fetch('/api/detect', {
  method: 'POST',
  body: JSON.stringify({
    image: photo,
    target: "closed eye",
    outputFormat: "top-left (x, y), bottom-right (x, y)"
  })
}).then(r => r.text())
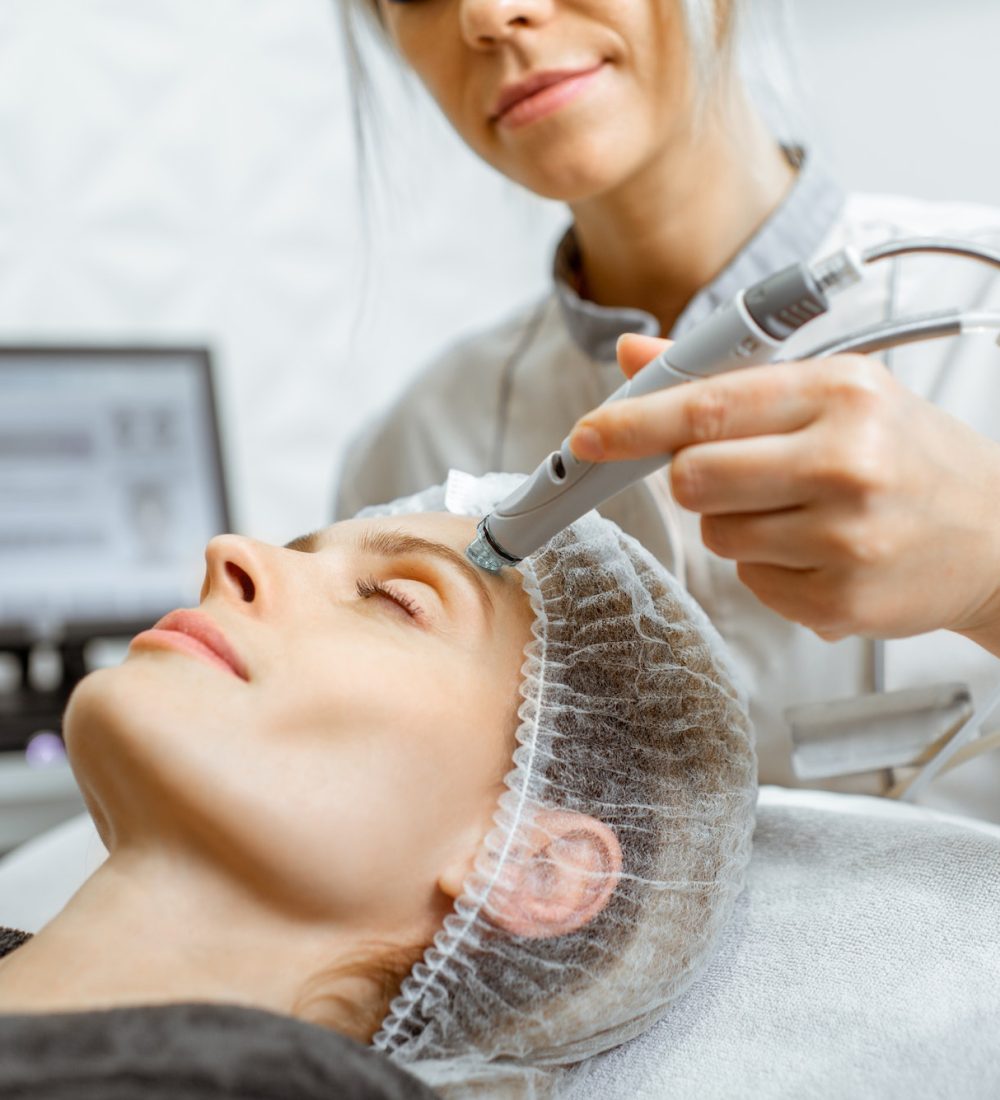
top-left (355, 576), bottom-right (426, 623)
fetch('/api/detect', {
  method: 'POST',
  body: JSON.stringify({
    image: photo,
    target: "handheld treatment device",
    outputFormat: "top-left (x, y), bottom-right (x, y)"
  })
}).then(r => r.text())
top-left (466, 238), bottom-right (1000, 575)
top-left (465, 238), bottom-right (1000, 803)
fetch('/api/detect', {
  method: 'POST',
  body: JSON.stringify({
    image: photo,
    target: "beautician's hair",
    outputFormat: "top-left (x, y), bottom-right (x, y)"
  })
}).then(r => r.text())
top-left (682, 0), bottom-right (739, 84)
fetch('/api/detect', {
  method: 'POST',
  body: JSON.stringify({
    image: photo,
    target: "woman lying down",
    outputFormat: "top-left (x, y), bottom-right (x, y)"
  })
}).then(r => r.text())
top-left (0, 472), bottom-right (756, 1099)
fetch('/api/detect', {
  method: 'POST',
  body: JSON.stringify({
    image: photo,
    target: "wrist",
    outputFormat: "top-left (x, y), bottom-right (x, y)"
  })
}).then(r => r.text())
top-left (954, 511), bottom-right (1000, 658)
top-left (950, 441), bottom-right (1000, 657)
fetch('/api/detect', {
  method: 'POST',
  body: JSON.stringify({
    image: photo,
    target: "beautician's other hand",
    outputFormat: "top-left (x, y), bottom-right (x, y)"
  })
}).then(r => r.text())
top-left (569, 334), bottom-right (1000, 652)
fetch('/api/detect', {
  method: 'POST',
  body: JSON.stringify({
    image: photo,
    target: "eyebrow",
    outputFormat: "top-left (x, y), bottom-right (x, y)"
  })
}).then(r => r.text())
top-left (283, 527), bottom-right (495, 618)
top-left (283, 530), bottom-right (322, 553)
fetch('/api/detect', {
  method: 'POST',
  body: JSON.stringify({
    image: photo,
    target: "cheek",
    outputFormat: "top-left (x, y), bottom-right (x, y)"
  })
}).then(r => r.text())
top-left (69, 635), bottom-right (521, 926)
top-left (238, 675), bottom-right (515, 927)
top-left (391, 15), bottom-right (467, 115)
top-left (282, 644), bottom-right (516, 815)
top-left (225, 647), bottom-right (517, 916)
top-left (388, 18), bottom-right (511, 172)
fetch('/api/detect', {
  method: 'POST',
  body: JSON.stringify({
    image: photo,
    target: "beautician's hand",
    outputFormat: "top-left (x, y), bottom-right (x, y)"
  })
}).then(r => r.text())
top-left (569, 334), bottom-right (1000, 653)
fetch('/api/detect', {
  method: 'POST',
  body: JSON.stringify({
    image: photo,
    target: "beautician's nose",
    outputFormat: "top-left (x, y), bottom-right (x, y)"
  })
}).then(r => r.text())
top-left (201, 535), bottom-right (260, 606)
top-left (459, 0), bottom-right (555, 48)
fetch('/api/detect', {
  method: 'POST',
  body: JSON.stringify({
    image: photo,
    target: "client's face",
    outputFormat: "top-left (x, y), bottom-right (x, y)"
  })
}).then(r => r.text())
top-left (65, 513), bottom-right (533, 945)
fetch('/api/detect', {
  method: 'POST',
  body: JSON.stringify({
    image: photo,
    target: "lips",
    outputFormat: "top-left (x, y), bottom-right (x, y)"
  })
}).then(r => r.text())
top-left (130, 609), bottom-right (249, 681)
top-left (491, 63), bottom-right (605, 123)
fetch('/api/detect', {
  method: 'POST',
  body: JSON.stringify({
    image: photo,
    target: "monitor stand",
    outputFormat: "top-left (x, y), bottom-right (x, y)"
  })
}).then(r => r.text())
top-left (0, 643), bottom-right (87, 754)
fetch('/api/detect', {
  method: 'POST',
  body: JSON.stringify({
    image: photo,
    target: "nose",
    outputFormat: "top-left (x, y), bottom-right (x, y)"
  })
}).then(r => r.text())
top-left (201, 535), bottom-right (261, 607)
top-left (459, 0), bottom-right (554, 48)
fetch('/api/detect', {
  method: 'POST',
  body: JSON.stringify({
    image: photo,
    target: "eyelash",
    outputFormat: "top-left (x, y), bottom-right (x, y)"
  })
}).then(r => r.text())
top-left (355, 576), bottom-right (424, 622)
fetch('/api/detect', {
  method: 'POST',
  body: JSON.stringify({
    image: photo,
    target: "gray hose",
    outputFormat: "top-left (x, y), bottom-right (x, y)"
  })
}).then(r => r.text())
top-left (796, 310), bottom-right (1000, 359)
top-left (862, 237), bottom-right (1000, 271)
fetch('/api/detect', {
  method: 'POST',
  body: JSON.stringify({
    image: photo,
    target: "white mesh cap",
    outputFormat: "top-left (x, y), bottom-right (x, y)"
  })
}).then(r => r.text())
top-left (359, 471), bottom-right (757, 1096)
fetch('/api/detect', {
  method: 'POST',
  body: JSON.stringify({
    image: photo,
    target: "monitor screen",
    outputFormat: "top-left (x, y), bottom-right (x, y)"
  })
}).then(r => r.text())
top-left (0, 347), bottom-right (230, 642)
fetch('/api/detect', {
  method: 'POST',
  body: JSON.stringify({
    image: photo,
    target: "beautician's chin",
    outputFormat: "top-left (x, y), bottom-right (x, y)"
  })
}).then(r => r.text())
top-left (487, 68), bottom-right (643, 202)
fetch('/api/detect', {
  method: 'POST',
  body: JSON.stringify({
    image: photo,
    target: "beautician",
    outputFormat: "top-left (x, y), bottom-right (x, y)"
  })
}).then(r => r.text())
top-left (335, 0), bottom-right (1000, 821)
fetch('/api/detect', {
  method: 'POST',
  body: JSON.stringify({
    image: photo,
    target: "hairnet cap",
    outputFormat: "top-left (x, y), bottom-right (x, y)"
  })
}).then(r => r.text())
top-left (359, 471), bottom-right (757, 1094)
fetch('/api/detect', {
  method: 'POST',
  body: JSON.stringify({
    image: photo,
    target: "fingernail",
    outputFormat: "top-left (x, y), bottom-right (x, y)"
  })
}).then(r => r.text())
top-left (570, 425), bottom-right (605, 461)
top-left (615, 334), bottom-right (626, 355)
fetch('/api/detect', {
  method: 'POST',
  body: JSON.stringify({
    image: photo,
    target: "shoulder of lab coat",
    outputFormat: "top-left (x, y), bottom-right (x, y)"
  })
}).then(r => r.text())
top-left (333, 297), bottom-right (555, 520)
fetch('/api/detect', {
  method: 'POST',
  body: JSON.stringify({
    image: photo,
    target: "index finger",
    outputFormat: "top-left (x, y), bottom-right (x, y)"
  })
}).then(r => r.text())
top-left (569, 360), bottom-right (824, 463)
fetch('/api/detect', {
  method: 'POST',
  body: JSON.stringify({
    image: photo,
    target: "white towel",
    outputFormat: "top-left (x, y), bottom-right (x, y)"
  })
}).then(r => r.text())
top-left (0, 813), bottom-right (105, 930)
top-left (566, 787), bottom-right (1000, 1100)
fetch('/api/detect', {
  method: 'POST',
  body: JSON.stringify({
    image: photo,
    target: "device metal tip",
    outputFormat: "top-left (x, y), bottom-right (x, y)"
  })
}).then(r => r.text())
top-left (466, 532), bottom-right (506, 575)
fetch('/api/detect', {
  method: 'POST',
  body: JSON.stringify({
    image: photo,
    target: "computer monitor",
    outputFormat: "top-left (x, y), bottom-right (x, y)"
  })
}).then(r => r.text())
top-left (0, 346), bottom-right (230, 644)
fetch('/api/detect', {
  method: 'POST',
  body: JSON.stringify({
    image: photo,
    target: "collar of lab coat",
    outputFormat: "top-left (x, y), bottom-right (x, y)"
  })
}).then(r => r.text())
top-left (552, 146), bottom-right (847, 363)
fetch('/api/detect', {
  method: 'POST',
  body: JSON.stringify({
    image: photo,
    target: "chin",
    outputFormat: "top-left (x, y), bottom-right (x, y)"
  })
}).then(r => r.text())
top-left (63, 661), bottom-right (176, 787)
top-left (64, 657), bottom-right (191, 745)
top-left (63, 665), bottom-right (133, 759)
top-left (62, 660), bottom-right (216, 837)
top-left (495, 124), bottom-right (642, 204)
top-left (61, 666), bottom-right (135, 847)
top-left (520, 163), bottom-right (624, 203)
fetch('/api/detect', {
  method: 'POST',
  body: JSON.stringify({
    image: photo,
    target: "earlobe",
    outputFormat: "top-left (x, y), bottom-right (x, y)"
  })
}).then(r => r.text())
top-left (485, 810), bottom-right (622, 940)
top-left (436, 816), bottom-right (495, 902)
top-left (437, 857), bottom-right (472, 902)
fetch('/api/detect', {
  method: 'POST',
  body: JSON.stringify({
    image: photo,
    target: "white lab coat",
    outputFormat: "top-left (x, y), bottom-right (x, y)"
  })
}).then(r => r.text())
top-left (338, 190), bottom-right (1000, 823)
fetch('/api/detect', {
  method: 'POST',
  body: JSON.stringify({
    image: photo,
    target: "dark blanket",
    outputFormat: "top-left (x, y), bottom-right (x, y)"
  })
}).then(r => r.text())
top-left (0, 927), bottom-right (31, 956)
top-left (0, 927), bottom-right (435, 1099)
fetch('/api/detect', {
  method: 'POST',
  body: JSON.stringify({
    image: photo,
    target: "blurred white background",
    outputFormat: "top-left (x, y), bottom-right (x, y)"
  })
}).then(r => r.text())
top-left (0, 0), bottom-right (997, 543)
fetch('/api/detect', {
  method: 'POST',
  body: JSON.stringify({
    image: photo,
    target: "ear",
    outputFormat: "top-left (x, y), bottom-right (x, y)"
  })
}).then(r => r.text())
top-left (484, 810), bottom-right (622, 940)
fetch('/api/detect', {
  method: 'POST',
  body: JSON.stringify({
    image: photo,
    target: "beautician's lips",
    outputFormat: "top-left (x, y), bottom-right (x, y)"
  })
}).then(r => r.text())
top-left (130, 609), bottom-right (249, 681)
top-left (491, 63), bottom-right (606, 126)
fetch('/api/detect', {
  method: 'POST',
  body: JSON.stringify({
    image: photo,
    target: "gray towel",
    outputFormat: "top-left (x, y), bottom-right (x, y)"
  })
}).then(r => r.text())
top-left (0, 928), bottom-right (435, 1098)
top-left (0, 1001), bottom-right (438, 1099)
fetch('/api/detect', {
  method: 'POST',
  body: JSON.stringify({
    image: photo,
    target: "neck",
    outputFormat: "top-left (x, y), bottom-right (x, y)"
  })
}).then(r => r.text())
top-left (569, 92), bottom-right (796, 334)
top-left (0, 847), bottom-right (374, 1040)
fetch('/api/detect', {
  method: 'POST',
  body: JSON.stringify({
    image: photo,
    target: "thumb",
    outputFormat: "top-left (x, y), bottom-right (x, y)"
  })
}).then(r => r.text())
top-left (617, 333), bottom-right (673, 380)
